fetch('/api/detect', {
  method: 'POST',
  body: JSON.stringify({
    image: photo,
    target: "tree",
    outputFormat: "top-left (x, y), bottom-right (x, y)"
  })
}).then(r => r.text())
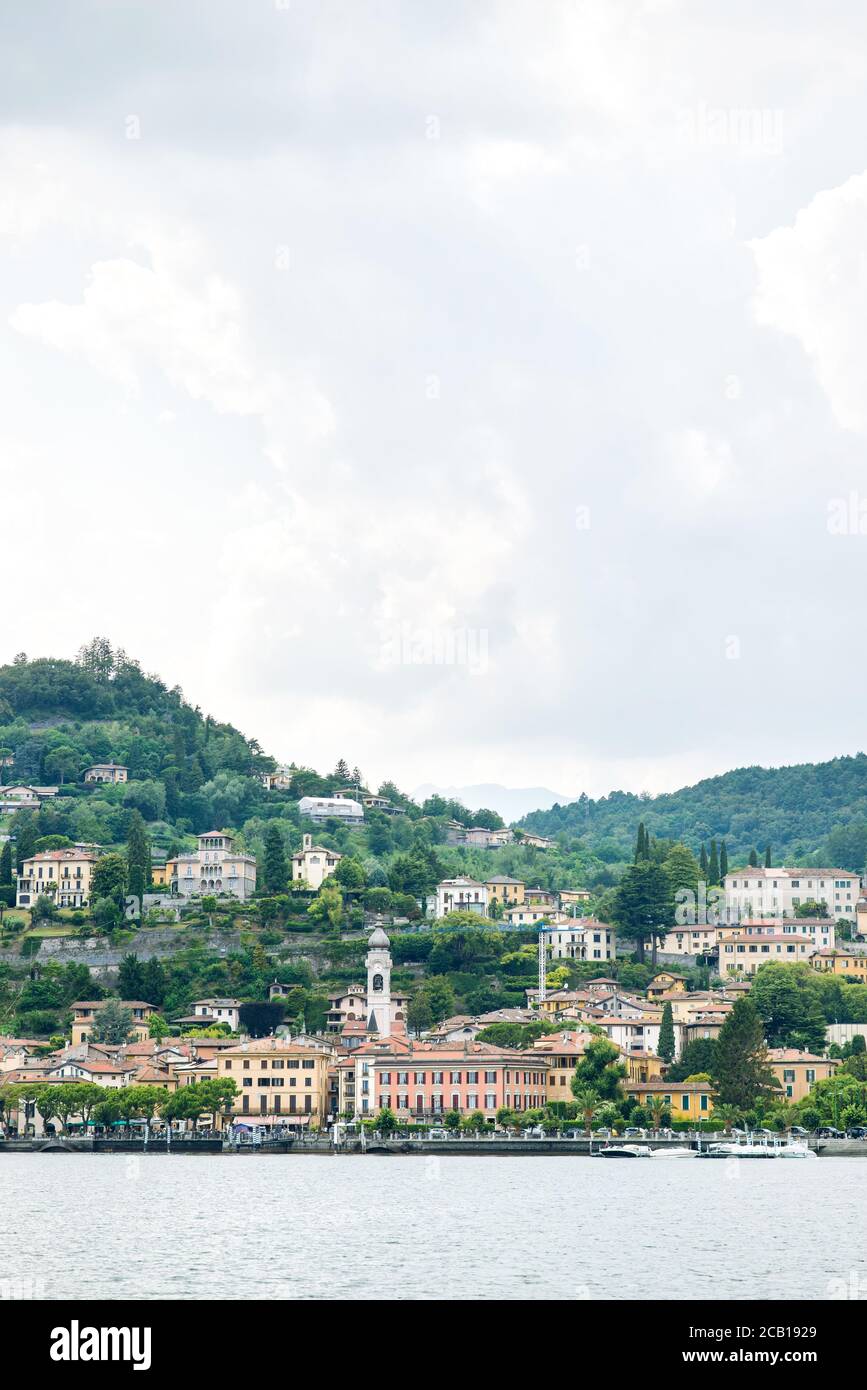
top-left (699, 843), bottom-right (708, 877)
top-left (571, 1086), bottom-right (606, 1134)
top-left (0, 842), bottom-right (11, 887)
top-left (261, 823), bottom-right (288, 894)
top-left (748, 848), bottom-right (759, 867)
top-left (719, 841), bottom-right (728, 880)
top-left (307, 883), bottom-right (343, 932)
top-left (634, 822), bottom-right (649, 863)
top-left (711, 997), bottom-right (776, 1110)
top-left (43, 745), bottom-right (80, 785)
top-left (764, 845), bottom-right (772, 868)
top-left (707, 840), bottom-right (720, 886)
top-left (610, 861), bottom-right (671, 964)
top-left (126, 810), bottom-right (151, 904)
top-left (572, 1037), bottom-right (626, 1102)
top-left (120, 1085), bottom-right (166, 1124)
top-left (118, 954), bottom-right (145, 999)
top-left (333, 856), bottom-right (365, 890)
top-left (664, 843), bottom-right (699, 922)
top-left (667, 1037), bottom-right (718, 1082)
top-left (407, 992), bottom-right (433, 1036)
top-left (90, 1000), bottom-right (135, 1045)
top-left (90, 853), bottom-right (128, 911)
top-left (237, 1001), bottom-right (285, 1037)
top-left (657, 1002), bottom-right (676, 1062)
top-left (749, 964), bottom-right (828, 1052)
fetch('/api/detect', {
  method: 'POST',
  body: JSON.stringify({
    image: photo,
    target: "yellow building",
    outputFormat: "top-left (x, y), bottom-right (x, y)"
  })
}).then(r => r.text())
top-left (151, 863), bottom-right (170, 887)
top-left (530, 1030), bottom-right (595, 1104)
top-left (647, 972), bottom-right (687, 999)
top-left (70, 1001), bottom-right (157, 1047)
top-left (485, 876), bottom-right (525, 907)
top-left (16, 847), bottom-right (100, 910)
top-left (624, 1052), bottom-right (666, 1084)
top-left (767, 1049), bottom-right (839, 1103)
top-left (810, 948), bottom-right (867, 983)
top-left (624, 1079), bottom-right (714, 1121)
top-left (718, 932), bottom-right (815, 976)
top-left (220, 1036), bottom-right (334, 1128)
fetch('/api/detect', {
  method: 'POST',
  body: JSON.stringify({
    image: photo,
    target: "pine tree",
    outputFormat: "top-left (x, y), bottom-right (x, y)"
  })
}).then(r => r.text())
top-left (0, 842), bottom-right (11, 886)
top-left (708, 839), bottom-right (720, 886)
top-left (657, 1002), bottom-right (676, 1062)
top-left (699, 843), bottom-right (708, 878)
top-left (262, 823), bottom-right (288, 894)
top-left (126, 811), bottom-right (152, 903)
top-left (764, 844), bottom-right (772, 868)
top-left (719, 841), bottom-right (728, 880)
top-left (711, 997), bottom-right (776, 1110)
top-left (748, 847), bottom-right (759, 867)
top-left (334, 758), bottom-right (351, 782)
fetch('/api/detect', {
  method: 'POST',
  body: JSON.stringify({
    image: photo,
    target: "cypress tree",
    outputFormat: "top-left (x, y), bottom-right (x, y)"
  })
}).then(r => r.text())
top-left (708, 839), bottom-right (720, 886)
top-left (748, 847), bottom-right (759, 867)
top-left (635, 822), bottom-right (648, 862)
top-left (0, 842), bottom-right (11, 886)
top-left (15, 817), bottom-right (38, 873)
top-left (711, 997), bottom-right (776, 1110)
top-left (262, 823), bottom-right (288, 894)
top-left (126, 810), bottom-right (152, 904)
top-left (764, 844), bottom-right (772, 868)
top-left (719, 841), bottom-right (728, 881)
top-left (657, 1001), bottom-right (676, 1063)
top-left (699, 843), bottom-right (708, 878)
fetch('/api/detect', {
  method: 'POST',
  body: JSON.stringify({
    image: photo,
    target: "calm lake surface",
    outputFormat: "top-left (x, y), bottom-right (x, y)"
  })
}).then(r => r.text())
top-left (3, 1154), bottom-right (865, 1300)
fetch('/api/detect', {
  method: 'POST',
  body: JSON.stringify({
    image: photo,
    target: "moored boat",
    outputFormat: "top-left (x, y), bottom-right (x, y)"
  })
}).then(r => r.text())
top-left (597, 1143), bottom-right (650, 1158)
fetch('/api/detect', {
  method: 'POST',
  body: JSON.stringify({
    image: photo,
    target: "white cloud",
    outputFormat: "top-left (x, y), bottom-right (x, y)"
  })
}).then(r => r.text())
top-left (751, 171), bottom-right (867, 433)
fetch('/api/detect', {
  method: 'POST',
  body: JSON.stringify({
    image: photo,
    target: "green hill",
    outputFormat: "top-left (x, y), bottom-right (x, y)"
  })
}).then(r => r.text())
top-left (518, 757), bottom-right (867, 872)
top-left (0, 640), bottom-right (607, 893)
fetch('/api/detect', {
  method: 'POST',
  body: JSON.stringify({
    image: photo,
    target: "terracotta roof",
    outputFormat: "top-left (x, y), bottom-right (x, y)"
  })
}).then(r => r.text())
top-left (767, 1049), bottom-right (838, 1064)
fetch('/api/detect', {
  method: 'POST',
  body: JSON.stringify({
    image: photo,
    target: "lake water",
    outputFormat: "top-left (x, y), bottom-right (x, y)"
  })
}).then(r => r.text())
top-left (2, 1154), bottom-right (865, 1300)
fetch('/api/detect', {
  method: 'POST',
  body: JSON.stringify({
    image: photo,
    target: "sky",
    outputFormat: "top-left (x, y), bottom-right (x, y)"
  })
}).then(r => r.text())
top-left (3, 1), bottom-right (867, 804)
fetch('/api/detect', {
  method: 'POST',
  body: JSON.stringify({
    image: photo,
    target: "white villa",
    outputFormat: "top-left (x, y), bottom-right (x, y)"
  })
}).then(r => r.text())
top-left (724, 867), bottom-right (860, 922)
top-left (291, 833), bottom-right (342, 890)
top-left (435, 878), bottom-right (489, 918)
top-left (168, 831), bottom-right (257, 902)
top-left (544, 919), bottom-right (617, 962)
top-left (298, 794), bottom-right (364, 825)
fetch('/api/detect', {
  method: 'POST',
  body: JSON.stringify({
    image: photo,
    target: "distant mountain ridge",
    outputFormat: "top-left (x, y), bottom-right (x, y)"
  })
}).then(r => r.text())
top-left (517, 754), bottom-right (867, 869)
top-left (412, 782), bottom-right (571, 823)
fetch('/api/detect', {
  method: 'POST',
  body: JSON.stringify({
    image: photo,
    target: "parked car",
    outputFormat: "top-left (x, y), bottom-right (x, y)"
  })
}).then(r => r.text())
top-left (789, 1126), bottom-right (809, 1137)
top-left (524, 1125), bottom-right (546, 1138)
top-left (845, 1126), bottom-right (867, 1139)
top-left (817, 1126), bottom-right (843, 1138)
top-left (592, 1127), bottom-right (612, 1138)
top-left (426, 1127), bottom-right (449, 1140)
top-left (623, 1127), bottom-right (646, 1138)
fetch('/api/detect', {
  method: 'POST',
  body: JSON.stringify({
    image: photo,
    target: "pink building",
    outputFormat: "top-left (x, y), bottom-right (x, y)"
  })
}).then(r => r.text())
top-left (339, 1037), bottom-right (549, 1121)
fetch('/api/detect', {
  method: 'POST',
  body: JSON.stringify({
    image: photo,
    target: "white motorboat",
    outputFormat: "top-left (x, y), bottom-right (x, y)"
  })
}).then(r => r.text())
top-left (597, 1143), bottom-right (650, 1158)
top-left (698, 1135), bottom-right (816, 1159)
top-left (649, 1146), bottom-right (697, 1158)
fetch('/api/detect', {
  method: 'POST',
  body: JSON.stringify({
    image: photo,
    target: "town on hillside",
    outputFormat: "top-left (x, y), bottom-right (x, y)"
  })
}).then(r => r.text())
top-left (1, 646), bottom-right (867, 1146)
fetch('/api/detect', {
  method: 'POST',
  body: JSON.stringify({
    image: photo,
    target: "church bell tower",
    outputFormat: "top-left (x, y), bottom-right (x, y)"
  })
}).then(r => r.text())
top-left (365, 922), bottom-right (393, 1037)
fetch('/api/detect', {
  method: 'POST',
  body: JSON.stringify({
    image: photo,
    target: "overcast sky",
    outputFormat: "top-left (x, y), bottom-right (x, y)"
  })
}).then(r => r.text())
top-left (3, 1), bottom-right (867, 802)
